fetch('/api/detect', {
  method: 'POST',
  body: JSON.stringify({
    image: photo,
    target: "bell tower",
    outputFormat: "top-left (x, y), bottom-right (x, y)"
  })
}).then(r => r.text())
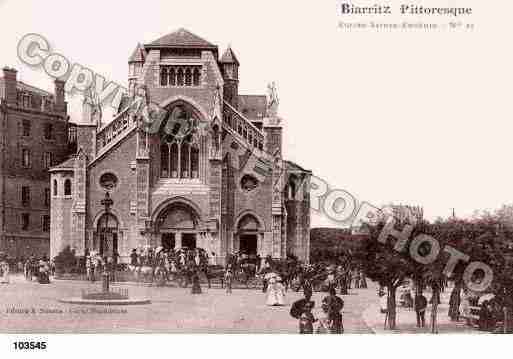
top-left (220, 47), bottom-right (239, 109)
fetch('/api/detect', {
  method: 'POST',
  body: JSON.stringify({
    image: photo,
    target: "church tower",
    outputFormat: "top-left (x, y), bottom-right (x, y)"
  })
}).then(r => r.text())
top-left (220, 47), bottom-right (239, 109)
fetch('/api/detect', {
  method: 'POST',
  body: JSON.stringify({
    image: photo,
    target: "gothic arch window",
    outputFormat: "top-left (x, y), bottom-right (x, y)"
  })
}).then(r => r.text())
top-left (212, 124), bottom-right (220, 154)
top-left (53, 179), bottom-right (58, 196)
top-left (160, 105), bottom-right (200, 180)
top-left (287, 175), bottom-right (299, 200)
top-left (159, 66), bottom-right (201, 87)
top-left (191, 145), bottom-right (199, 178)
top-left (161, 144), bottom-right (169, 178)
top-left (64, 179), bottom-right (72, 196)
top-left (185, 68), bottom-right (192, 86)
top-left (177, 68), bottom-right (184, 86)
top-left (169, 68), bottom-right (176, 86)
top-left (181, 141), bottom-right (190, 178)
top-left (160, 67), bottom-right (168, 86)
top-left (170, 142), bottom-right (179, 178)
top-left (193, 68), bottom-right (201, 86)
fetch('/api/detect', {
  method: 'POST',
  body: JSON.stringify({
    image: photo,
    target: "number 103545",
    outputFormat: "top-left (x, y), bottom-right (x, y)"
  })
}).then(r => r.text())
top-left (13, 341), bottom-right (47, 350)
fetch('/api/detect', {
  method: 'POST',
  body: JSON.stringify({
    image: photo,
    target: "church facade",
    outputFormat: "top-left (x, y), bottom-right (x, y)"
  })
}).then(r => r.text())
top-left (50, 29), bottom-right (312, 265)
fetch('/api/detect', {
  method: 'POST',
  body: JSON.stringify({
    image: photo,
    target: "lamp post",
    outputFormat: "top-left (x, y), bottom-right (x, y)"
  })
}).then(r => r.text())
top-left (100, 192), bottom-right (113, 293)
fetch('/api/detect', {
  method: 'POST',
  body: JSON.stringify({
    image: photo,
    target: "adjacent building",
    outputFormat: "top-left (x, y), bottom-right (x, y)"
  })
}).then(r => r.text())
top-left (0, 67), bottom-right (69, 258)
top-left (50, 29), bottom-right (311, 265)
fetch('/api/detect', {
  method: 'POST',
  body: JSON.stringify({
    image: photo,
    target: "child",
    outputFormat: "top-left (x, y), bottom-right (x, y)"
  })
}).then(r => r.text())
top-left (299, 302), bottom-right (316, 334)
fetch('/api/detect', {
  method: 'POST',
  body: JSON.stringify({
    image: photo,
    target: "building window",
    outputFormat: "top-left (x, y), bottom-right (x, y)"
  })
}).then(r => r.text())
top-left (159, 106), bottom-right (200, 180)
top-left (241, 175), bottom-right (259, 192)
top-left (161, 136), bottom-right (200, 179)
top-left (43, 123), bottom-right (54, 140)
top-left (185, 68), bottom-right (192, 86)
top-left (169, 68), bottom-right (176, 86)
top-left (21, 213), bottom-right (30, 231)
top-left (99, 173), bottom-right (118, 190)
top-left (42, 97), bottom-right (53, 112)
top-left (160, 67), bottom-right (168, 86)
top-left (193, 68), bottom-right (201, 86)
top-left (160, 66), bottom-right (202, 87)
top-left (44, 188), bottom-right (51, 207)
top-left (21, 148), bottom-right (30, 168)
top-left (19, 92), bottom-right (31, 108)
top-left (22, 119), bottom-right (31, 137)
top-left (53, 179), bottom-right (58, 196)
top-left (21, 186), bottom-right (30, 206)
top-left (42, 215), bottom-right (50, 232)
top-left (64, 179), bottom-right (72, 196)
top-left (43, 152), bottom-right (52, 169)
top-left (177, 68), bottom-right (184, 86)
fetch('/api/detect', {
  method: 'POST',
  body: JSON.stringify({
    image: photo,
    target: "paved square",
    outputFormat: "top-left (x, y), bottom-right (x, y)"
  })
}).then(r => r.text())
top-left (0, 275), bottom-right (375, 333)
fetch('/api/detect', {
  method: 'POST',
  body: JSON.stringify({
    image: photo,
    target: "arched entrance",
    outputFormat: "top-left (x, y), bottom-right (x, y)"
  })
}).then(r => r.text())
top-left (156, 203), bottom-right (201, 250)
top-left (236, 214), bottom-right (262, 256)
top-left (96, 213), bottom-right (119, 257)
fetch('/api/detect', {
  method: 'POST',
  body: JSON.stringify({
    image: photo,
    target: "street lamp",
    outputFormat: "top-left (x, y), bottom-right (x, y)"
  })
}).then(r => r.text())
top-left (100, 192), bottom-right (113, 293)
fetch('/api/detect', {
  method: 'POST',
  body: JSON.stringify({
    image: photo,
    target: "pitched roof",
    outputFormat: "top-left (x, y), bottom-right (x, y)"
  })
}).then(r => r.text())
top-left (221, 47), bottom-right (239, 65)
top-left (0, 75), bottom-right (54, 98)
top-left (128, 43), bottom-right (146, 62)
top-left (146, 28), bottom-right (217, 49)
top-left (49, 156), bottom-right (75, 171)
top-left (284, 160), bottom-right (311, 174)
top-left (238, 95), bottom-right (267, 121)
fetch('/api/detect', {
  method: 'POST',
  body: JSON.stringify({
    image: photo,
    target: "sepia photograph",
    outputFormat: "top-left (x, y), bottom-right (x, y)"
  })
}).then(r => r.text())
top-left (0, 1), bottom-right (512, 355)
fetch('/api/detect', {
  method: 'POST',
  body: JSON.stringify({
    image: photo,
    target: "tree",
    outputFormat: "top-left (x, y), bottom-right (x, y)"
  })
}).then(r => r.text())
top-left (361, 221), bottom-right (416, 330)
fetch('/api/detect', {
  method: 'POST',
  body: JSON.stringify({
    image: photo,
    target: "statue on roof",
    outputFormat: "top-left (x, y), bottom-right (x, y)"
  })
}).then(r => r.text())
top-left (267, 81), bottom-right (279, 118)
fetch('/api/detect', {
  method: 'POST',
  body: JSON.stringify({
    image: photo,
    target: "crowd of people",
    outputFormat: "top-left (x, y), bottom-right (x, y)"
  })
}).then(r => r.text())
top-left (0, 253), bottom-right (53, 285)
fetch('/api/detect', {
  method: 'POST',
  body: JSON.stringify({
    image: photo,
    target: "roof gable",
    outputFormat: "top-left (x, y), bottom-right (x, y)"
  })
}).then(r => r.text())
top-left (146, 28), bottom-right (216, 49)
top-left (221, 47), bottom-right (239, 65)
top-left (129, 43), bottom-right (146, 62)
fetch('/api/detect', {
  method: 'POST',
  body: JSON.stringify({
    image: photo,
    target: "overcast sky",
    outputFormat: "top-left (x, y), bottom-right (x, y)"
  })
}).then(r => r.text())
top-left (1, 0), bottom-right (512, 227)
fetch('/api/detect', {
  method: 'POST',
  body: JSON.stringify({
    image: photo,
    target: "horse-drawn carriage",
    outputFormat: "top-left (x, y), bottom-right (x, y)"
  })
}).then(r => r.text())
top-left (129, 247), bottom-right (212, 287)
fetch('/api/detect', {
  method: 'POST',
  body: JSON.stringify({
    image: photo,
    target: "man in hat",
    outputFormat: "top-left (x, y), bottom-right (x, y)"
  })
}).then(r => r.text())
top-left (415, 292), bottom-right (428, 328)
top-left (322, 287), bottom-right (344, 333)
top-left (290, 287), bottom-right (315, 326)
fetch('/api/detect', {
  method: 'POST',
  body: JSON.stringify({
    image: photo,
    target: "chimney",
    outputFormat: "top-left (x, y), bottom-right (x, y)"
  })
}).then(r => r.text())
top-left (2, 67), bottom-right (18, 106)
top-left (54, 79), bottom-right (66, 114)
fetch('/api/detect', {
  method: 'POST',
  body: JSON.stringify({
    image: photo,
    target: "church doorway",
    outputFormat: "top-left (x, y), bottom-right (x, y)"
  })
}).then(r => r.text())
top-left (239, 234), bottom-right (258, 256)
top-left (161, 233), bottom-right (175, 251)
top-left (236, 214), bottom-right (262, 256)
top-left (156, 202), bottom-right (200, 250)
top-left (182, 233), bottom-right (197, 249)
top-left (96, 213), bottom-right (119, 258)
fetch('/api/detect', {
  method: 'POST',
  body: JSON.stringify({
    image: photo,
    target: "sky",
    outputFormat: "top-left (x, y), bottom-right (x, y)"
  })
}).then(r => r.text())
top-left (0, 0), bottom-right (512, 227)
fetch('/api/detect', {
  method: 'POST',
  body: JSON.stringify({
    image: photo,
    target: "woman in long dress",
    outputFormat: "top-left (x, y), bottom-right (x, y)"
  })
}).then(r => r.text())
top-left (38, 258), bottom-right (51, 284)
top-left (0, 255), bottom-right (10, 284)
top-left (266, 274), bottom-right (285, 306)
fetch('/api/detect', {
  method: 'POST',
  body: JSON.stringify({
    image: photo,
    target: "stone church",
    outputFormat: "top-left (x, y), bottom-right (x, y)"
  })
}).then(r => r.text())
top-left (50, 29), bottom-right (312, 265)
